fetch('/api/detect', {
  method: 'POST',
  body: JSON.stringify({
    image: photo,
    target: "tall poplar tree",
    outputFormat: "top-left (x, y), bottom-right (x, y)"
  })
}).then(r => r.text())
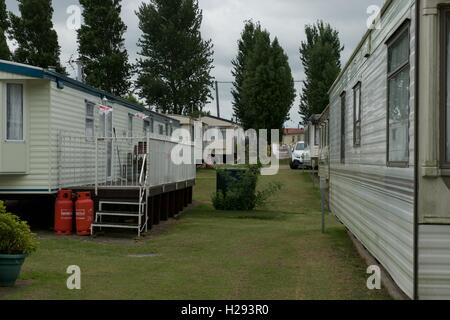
top-left (231, 21), bottom-right (259, 124)
top-left (77, 0), bottom-right (131, 96)
top-left (0, 0), bottom-right (10, 60)
top-left (299, 21), bottom-right (343, 122)
top-left (10, 0), bottom-right (64, 73)
top-left (232, 23), bottom-right (295, 135)
top-left (136, 0), bottom-right (214, 115)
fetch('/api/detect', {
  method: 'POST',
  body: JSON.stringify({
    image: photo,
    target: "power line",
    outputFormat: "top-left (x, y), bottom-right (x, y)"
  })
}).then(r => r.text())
top-left (212, 79), bottom-right (305, 118)
top-left (214, 80), bottom-right (305, 84)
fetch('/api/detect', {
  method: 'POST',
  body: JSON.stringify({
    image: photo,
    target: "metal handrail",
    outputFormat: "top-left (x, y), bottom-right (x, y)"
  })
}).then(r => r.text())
top-left (139, 154), bottom-right (147, 187)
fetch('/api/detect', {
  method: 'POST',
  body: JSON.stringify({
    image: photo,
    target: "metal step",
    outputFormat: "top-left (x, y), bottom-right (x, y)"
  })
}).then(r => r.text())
top-left (96, 211), bottom-right (142, 218)
top-left (99, 200), bottom-right (141, 206)
top-left (91, 222), bottom-right (140, 230)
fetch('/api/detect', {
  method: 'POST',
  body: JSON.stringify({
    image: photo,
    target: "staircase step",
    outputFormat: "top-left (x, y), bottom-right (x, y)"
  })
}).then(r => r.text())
top-left (91, 222), bottom-right (140, 230)
top-left (97, 211), bottom-right (142, 218)
top-left (99, 200), bottom-right (141, 206)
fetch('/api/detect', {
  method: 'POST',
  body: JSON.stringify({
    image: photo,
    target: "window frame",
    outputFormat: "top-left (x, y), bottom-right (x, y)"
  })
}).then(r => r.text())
top-left (353, 82), bottom-right (362, 147)
top-left (314, 125), bottom-right (320, 146)
top-left (85, 101), bottom-right (95, 141)
top-left (5, 82), bottom-right (25, 142)
top-left (128, 113), bottom-right (134, 138)
top-left (440, 7), bottom-right (450, 169)
top-left (143, 119), bottom-right (152, 135)
top-left (386, 22), bottom-right (411, 168)
top-left (340, 91), bottom-right (346, 164)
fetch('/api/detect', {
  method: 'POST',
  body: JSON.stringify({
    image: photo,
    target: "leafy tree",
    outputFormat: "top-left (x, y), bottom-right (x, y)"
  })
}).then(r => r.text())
top-left (77, 0), bottom-right (131, 97)
top-left (299, 21), bottom-right (343, 122)
top-left (124, 94), bottom-right (144, 106)
top-left (9, 0), bottom-right (64, 73)
top-left (235, 26), bottom-right (296, 137)
top-left (136, 0), bottom-right (214, 115)
top-left (0, 0), bottom-right (10, 60)
top-left (231, 21), bottom-right (259, 123)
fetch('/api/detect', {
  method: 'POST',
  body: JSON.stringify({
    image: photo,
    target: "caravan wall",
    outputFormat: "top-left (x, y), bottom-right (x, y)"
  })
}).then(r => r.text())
top-left (329, 0), bottom-right (416, 298)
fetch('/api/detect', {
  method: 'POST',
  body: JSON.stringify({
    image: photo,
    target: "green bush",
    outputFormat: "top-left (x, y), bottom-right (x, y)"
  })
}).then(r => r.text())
top-left (212, 166), bottom-right (282, 211)
top-left (0, 201), bottom-right (38, 255)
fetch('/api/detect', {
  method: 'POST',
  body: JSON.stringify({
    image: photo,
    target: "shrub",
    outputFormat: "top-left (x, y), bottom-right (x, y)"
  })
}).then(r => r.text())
top-left (0, 201), bottom-right (38, 255)
top-left (212, 166), bottom-right (282, 211)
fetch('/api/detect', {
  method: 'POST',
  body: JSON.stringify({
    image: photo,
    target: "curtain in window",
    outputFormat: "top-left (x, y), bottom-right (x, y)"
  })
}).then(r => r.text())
top-left (85, 102), bottom-right (95, 139)
top-left (85, 119), bottom-right (94, 138)
top-left (388, 33), bottom-right (409, 73)
top-left (6, 84), bottom-right (23, 141)
top-left (388, 67), bottom-right (410, 162)
top-left (128, 115), bottom-right (133, 137)
top-left (99, 113), bottom-right (106, 137)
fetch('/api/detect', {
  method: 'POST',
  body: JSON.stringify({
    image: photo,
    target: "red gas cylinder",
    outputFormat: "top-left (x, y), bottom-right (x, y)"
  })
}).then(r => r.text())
top-left (75, 192), bottom-right (94, 236)
top-left (55, 190), bottom-right (73, 235)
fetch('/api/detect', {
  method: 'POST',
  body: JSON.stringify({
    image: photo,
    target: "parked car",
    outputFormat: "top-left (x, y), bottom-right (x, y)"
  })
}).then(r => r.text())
top-left (290, 141), bottom-right (309, 169)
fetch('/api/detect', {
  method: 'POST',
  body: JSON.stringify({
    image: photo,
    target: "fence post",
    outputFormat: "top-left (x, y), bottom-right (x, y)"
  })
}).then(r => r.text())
top-left (147, 133), bottom-right (150, 188)
top-left (95, 137), bottom-right (98, 196)
top-left (57, 130), bottom-right (62, 189)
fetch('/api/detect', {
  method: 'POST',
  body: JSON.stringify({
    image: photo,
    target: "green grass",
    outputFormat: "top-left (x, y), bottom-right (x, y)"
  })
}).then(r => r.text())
top-left (0, 168), bottom-right (391, 300)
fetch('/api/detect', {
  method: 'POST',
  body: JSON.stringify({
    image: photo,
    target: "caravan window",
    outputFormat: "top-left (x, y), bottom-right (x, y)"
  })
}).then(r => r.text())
top-left (128, 114), bottom-right (133, 138)
top-left (6, 83), bottom-right (24, 141)
top-left (314, 126), bottom-right (319, 146)
top-left (443, 10), bottom-right (450, 165)
top-left (85, 101), bottom-right (95, 139)
top-left (144, 118), bottom-right (153, 135)
top-left (353, 82), bottom-right (362, 147)
top-left (387, 26), bottom-right (410, 166)
top-left (340, 92), bottom-right (346, 164)
top-left (99, 113), bottom-right (106, 137)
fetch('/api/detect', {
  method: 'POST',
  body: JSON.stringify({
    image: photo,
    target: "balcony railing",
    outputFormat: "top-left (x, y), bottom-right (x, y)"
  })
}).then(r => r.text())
top-left (57, 131), bottom-right (195, 192)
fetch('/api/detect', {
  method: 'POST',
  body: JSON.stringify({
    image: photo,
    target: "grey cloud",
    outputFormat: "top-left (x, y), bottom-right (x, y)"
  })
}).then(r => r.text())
top-left (5, 0), bottom-right (383, 127)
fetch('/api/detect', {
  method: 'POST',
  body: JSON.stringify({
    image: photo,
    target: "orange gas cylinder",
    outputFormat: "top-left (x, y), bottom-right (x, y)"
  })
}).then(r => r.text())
top-left (55, 190), bottom-right (73, 235)
top-left (75, 192), bottom-right (94, 236)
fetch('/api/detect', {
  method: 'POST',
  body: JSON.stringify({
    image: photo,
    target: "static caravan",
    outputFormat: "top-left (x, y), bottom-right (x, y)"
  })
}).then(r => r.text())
top-left (200, 115), bottom-right (242, 165)
top-left (0, 60), bottom-right (196, 236)
top-left (168, 114), bottom-right (205, 165)
top-left (304, 114), bottom-right (320, 169)
top-left (318, 106), bottom-right (330, 182)
top-left (328, 0), bottom-right (450, 299)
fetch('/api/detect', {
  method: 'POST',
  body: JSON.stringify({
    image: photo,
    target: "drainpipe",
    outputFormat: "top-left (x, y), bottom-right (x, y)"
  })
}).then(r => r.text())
top-left (413, 0), bottom-right (420, 301)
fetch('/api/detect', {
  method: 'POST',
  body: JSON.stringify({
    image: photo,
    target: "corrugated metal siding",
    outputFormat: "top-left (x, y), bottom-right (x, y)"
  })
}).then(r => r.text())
top-left (419, 225), bottom-right (450, 300)
top-left (48, 82), bottom-right (176, 189)
top-left (329, 0), bottom-right (416, 298)
top-left (0, 79), bottom-right (51, 192)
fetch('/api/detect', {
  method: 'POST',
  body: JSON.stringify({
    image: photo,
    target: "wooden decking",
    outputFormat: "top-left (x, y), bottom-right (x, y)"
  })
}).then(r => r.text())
top-left (71, 179), bottom-right (195, 234)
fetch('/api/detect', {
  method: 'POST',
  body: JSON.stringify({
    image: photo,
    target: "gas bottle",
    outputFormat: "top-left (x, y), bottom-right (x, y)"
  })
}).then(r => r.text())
top-left (55, 190), bottom-right (73, 235)
top-left (75, 192), bottom-right (94, 236)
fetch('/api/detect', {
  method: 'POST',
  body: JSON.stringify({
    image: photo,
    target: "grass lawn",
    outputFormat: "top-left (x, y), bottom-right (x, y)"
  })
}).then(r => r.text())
top-left (0, 168), bottom-right (391, 300)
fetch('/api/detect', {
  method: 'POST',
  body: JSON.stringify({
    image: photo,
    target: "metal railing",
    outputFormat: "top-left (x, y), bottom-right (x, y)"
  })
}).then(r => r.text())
top-left (57, 131), bottom-right (196, 192)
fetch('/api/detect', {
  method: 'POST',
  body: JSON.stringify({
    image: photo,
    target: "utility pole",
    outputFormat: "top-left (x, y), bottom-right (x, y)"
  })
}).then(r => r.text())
top-left (215, 80), bottom-right (220, 118)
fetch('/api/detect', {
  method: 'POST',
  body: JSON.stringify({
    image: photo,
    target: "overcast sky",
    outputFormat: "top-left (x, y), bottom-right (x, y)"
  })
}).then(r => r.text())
top-left (6, 0), bottom-right (383, 127)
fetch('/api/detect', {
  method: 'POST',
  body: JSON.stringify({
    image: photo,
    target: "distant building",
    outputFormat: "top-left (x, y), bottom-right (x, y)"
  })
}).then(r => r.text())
top-left (167, 114), bottom-right (206, 165)
top-left (201, 115), bottom-right (243, 164)
top-left (282, 128), bottom-right (305, 146)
